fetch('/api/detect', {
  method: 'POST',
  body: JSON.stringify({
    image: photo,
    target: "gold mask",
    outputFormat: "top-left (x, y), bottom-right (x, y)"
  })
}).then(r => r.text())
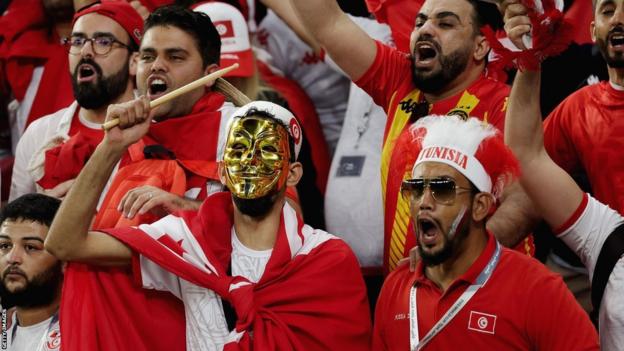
top-left (223, 116), bottom-right (291, 199)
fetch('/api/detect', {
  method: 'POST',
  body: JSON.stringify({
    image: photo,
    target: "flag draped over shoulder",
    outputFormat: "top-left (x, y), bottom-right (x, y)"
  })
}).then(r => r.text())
top-left (102, 192), bottom-right (373, 351)
top-left (59, 93), bottom-right (229, 351)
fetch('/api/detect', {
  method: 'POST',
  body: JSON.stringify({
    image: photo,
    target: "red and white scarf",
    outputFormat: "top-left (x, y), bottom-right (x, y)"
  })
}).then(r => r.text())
top-left (103, 192), bottom-right (372, 350)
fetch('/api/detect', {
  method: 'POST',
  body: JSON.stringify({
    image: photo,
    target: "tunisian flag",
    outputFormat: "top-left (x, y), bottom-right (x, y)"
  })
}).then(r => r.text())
top-left (60, 93), bottom-right (229, 351)
top-left (102, 192), bottom-right (372, 350)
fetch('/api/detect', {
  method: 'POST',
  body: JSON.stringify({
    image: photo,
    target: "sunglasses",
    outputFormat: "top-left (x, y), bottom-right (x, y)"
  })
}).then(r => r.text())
top-left (401, 177), bottom-right (473, 205)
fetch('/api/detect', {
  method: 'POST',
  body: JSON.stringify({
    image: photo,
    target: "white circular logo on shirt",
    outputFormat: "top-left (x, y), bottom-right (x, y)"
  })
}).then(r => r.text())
top-left (478, 317), bottom-right (488, 329)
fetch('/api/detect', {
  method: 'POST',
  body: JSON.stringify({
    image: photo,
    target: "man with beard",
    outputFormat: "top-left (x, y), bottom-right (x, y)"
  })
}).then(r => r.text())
top-left (502, 0), bottom-right (624, 346)
top-left (372, 115), bottom-right (598, 350)
top-left (0, 193), bottom-right (62, 351)
top-left (291, 0), bottom-right (535, 275)
top-left (44, 6), bottom-right (239, 351)
top-left (45, 100), bottom-right (372, 350)
top-left (9, 1), bottom-right (141, 200)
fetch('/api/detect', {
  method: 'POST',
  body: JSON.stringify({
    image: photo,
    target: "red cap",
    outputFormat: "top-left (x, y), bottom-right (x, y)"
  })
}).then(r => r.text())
top-left (73, 1), bottom-right (144, 46)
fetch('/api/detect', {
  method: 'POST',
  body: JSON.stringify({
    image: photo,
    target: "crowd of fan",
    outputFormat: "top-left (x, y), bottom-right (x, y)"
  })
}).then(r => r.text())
top-left (0, 0), bottom-right (622, 350)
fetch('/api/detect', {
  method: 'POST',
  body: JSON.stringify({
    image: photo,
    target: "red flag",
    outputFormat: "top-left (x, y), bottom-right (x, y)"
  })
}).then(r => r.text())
top-left (468, 310), bottom-right (497, 335)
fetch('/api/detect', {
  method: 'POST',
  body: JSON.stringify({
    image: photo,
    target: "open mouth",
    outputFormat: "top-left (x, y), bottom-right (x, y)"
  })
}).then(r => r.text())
top-left (609, 33), bottom-right (624, 49)
top-left (415, 42), bottom-right (439, 66)
top-left (77, 64), bottom-right (97, 82)
top-left (418, 217), bottom-right (441, 246)
top-left (148, 77), bottom-right (168, 98)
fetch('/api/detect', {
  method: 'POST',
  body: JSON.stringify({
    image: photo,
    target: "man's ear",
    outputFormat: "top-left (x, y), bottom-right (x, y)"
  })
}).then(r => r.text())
top-left (204, 63), bottom-right (219, 86)
top-left (286, 162), bottom-right (303, 187)
top-left (218, 162), bottom-right (227, 186)
top-left (474, 35), bottom-right (490, 62)
top-left (590, 21), bottom-right (597, 43)
top-left (129, 51), bottom-right (139, 76)
top-left (472, 192), bottom-right (495, 222)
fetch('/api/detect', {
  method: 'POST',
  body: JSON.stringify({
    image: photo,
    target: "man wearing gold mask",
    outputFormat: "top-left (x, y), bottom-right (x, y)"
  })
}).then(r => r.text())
top-left (44, 100), bottom-right (373, 350)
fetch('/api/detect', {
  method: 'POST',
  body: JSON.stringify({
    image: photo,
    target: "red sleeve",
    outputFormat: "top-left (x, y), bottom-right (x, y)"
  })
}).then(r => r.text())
top-left (543, 98), bottom-right (581, 174)
top-left (355, 40), bottom-right (413, 113)
top-left (525, 265), bottom-right (599, 350)
top-left (552, 193), bottom-right (589, 235)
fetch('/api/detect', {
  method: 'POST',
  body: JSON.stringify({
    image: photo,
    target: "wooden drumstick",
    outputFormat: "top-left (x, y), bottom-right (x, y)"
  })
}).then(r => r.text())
top-left (101, 63), bottom-right (239, 130)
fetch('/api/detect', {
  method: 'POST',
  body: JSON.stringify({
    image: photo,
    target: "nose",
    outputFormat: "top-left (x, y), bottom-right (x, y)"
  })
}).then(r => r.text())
top-left (612, 4), bottom-right (624, 26)
top-left (6, 246), bottom-right (23, 265)
top-left (415, 19), bottom-right (436, 39)
top-left (150, 55), bottom-right (168, 73)
top-left (80, 39), bottom-right (95, 58)
top-left (418, 187), bottom-right (436, 211)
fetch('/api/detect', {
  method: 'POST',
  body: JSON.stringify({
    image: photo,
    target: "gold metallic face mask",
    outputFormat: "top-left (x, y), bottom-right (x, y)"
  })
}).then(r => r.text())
top-left (223, 116), bottom-right (291, 199)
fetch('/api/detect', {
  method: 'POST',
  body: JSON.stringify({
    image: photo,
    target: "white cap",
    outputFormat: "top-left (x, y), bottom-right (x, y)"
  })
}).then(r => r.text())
top-left (193, 1), bottom-right (254, 77)
top-left (228, 101), bottom-right (302, 160)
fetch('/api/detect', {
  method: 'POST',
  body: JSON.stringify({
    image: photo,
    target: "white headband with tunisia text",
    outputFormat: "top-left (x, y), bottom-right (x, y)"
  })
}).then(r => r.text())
top-left (413, 145), bottom-right (492, 193)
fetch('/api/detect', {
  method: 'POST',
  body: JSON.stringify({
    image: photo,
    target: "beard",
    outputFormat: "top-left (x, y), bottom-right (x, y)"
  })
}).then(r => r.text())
top-left (0, 262), bottom-right (63, 309)
top-left (596, 26), bottom-right (624, 69)
top-left (72, 58), bottom-right (131, 110)
top-left (412, 37), bottom-right (472, 94)
top-left (232, 189), bottom-right (280, 218)
top-left (417, 207), bottom-right (471, 267)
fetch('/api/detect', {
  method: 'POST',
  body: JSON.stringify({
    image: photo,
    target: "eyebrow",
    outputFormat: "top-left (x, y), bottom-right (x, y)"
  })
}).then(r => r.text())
top-left (416, 11), bottom-right (462, 23)
top-left (598, 0), bottom-right (615, 9)
top-left (140, 47), bottom-right (189, 56)
top-left (0, 235), bottom-right (44, 243)
top-left (71, 31), bottom-right (116, 38)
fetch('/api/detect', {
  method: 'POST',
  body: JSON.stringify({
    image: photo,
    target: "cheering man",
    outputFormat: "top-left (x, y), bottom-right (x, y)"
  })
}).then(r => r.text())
top-left (373, 116), bottom-right (598, 350)
top-left (45, 100), bottom-right (372, 350)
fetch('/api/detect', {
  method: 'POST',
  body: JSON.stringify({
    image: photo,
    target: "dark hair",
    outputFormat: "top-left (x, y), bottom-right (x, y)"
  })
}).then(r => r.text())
top-left (0, 194), bottom-right (61, 228)
top-left (465, 0), bottom-right (504, 34)
top-left (240, 108), bottom-right (297, 162)
top-left (144, 5), bottom-right (221, 68)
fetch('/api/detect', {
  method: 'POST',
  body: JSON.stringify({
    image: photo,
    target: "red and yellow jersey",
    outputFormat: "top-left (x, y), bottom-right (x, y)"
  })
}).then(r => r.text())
top-left (356, 41), bottom-right (521, 273)
top-left (544, 81), bottom-right (624, 213)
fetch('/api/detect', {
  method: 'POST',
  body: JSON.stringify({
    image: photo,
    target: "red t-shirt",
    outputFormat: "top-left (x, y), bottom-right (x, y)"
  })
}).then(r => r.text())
top-left (356, 41), bottom-right (518, 273)
top-left (372, 232), bottom-right (599, 351)
top-left (68, 111), bottom-right (105, 142)
top-left (544, 82), bottom-right (624, 213)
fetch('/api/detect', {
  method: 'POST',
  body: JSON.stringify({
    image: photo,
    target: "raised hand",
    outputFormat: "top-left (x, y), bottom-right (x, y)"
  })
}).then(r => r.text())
top-left (500, 0), bottom-right (531, 50)
top-left (104, 95), bottom-right (154, 151)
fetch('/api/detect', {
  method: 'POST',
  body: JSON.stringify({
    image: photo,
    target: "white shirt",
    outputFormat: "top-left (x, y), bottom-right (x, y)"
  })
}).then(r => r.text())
top-left (10, 101), bottom-right (78, 201)
top-left (324, 17), bottom-right (393, 269)
top-left (231, 229), bottom-right (272, 283)
top-left (557, 194), bottom-right (624, 350)
top-left (3, 312), bottom-right (60, 351)
top-left (8, 66), bottom-right (44, 154)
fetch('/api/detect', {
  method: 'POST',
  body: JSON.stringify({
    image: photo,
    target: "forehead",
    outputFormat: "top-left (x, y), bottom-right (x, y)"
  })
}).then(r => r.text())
top-left (419, 0), bottom-right (474, 19)
top-left (412, 161), bottom-right (469, 184)
top-left (230, 116), bottom-right (286, 135)
top-left (73, 13), bottom-right (129, 42)
top-left (595, 0), bottom-right (622, 9)
top-left (141, 25), bottom-right (199, 53)
top-left (0, 219), bottom-right (48, 241)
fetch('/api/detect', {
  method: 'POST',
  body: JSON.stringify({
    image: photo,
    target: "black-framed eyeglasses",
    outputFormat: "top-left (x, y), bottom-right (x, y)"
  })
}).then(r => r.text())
top-left (401, 177), bottom-right (473, 205)
top-left (61, 35), bottom-right (130, 56)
